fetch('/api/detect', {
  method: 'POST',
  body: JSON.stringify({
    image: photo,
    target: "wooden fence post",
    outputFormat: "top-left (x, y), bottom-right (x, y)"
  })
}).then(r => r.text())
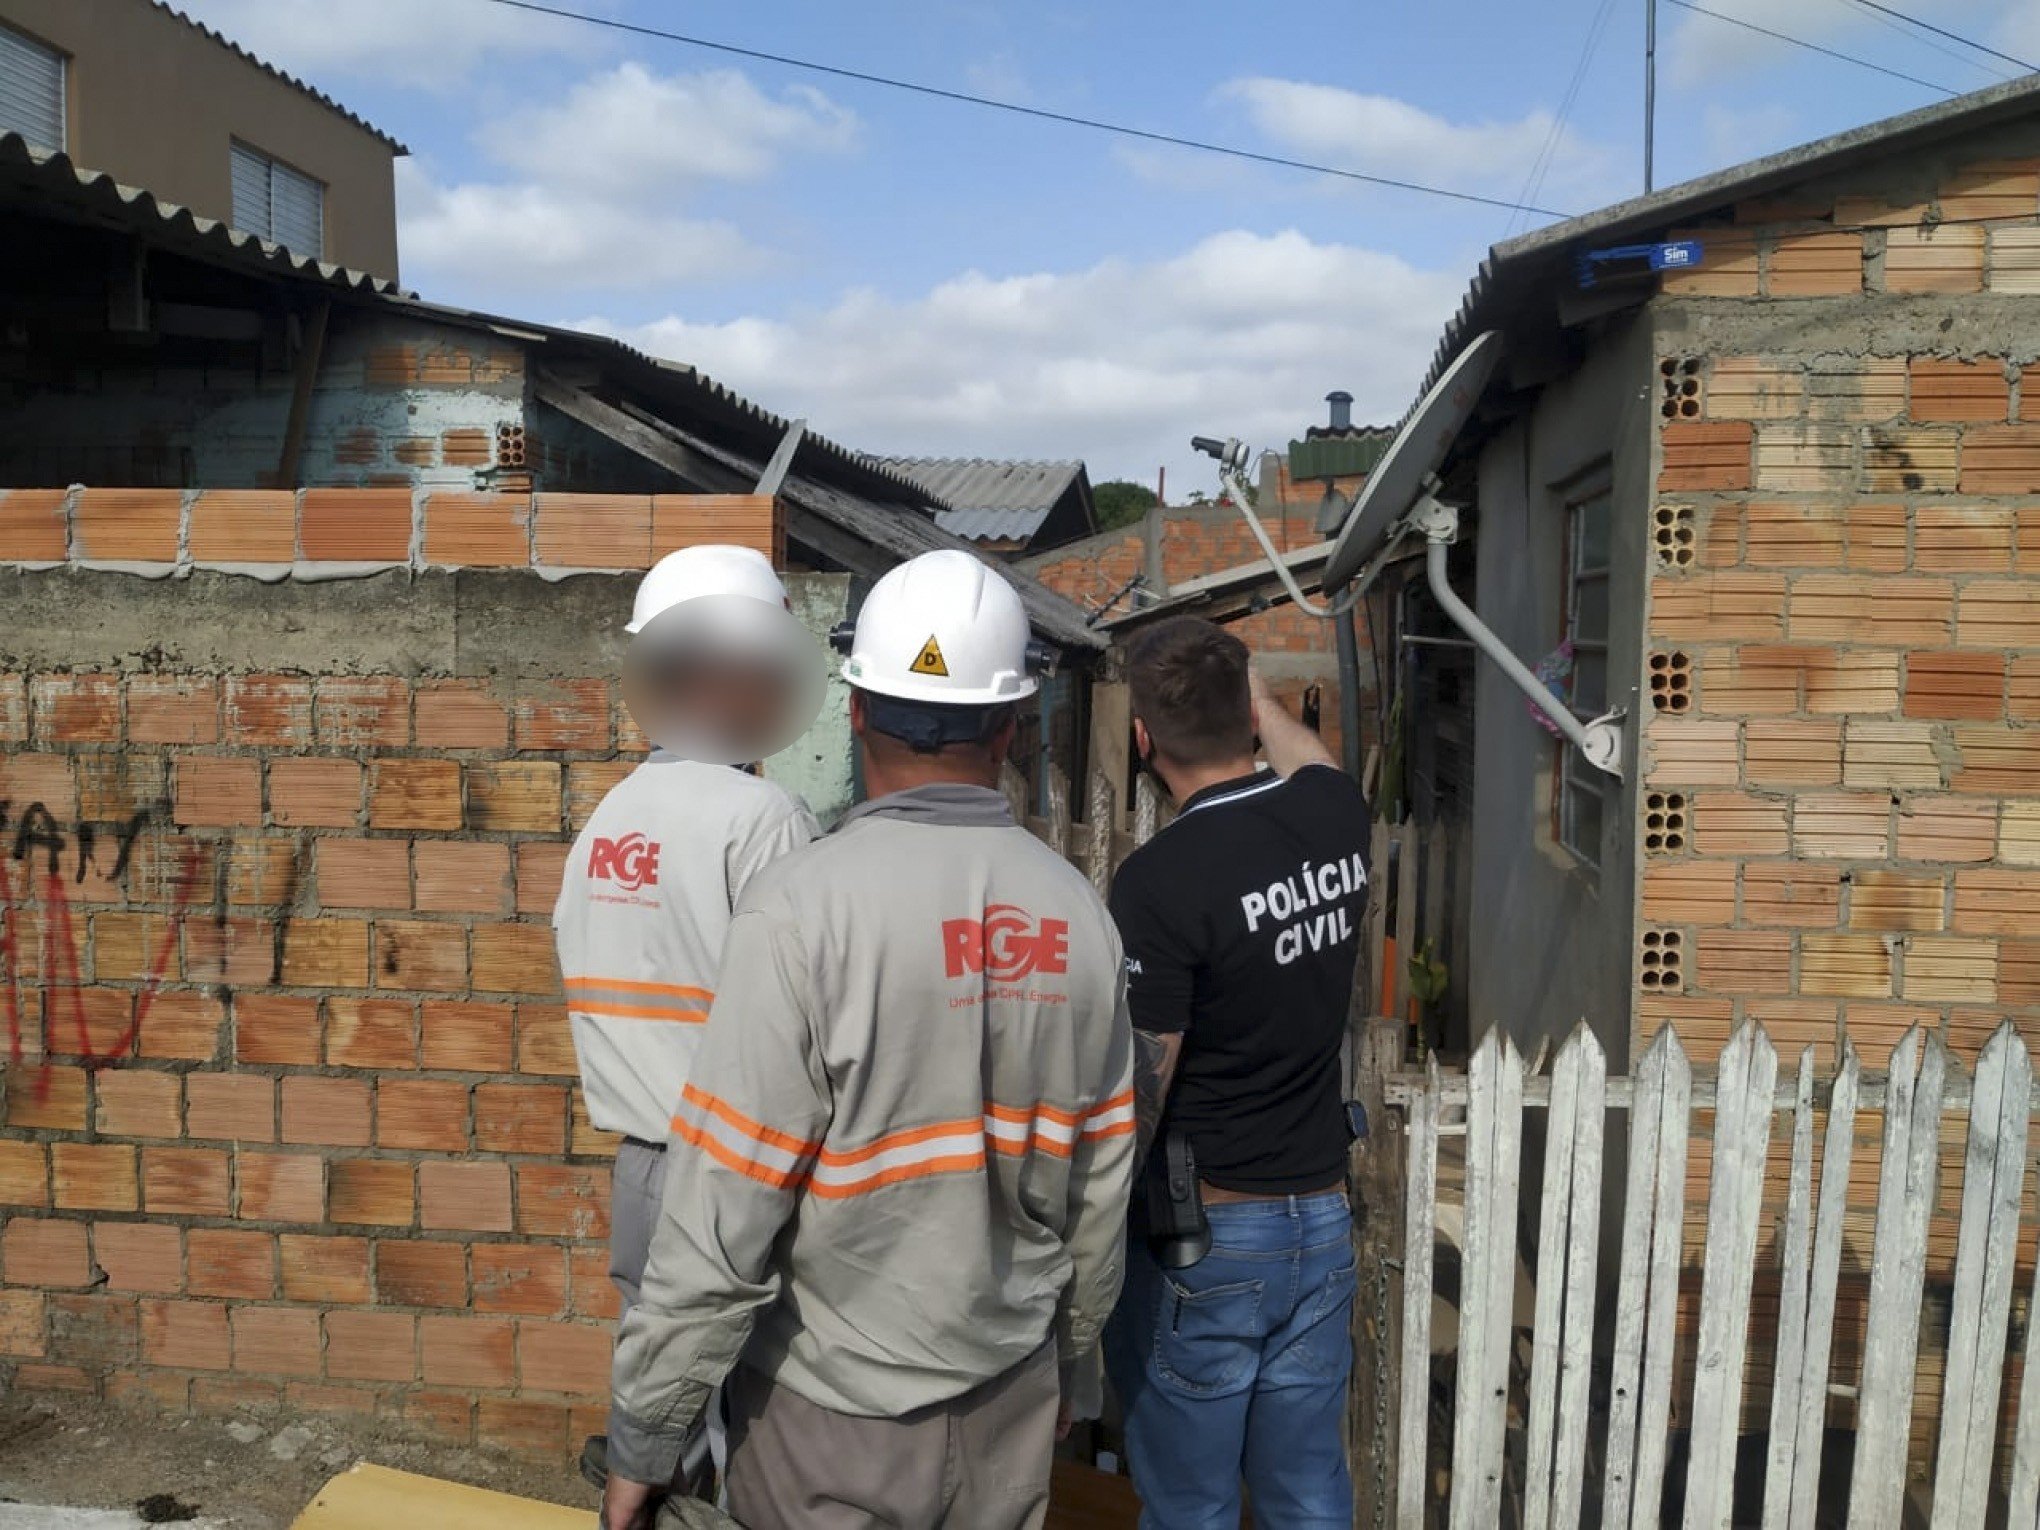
top-left (1352, 1015), bottom-right (1408, 1528)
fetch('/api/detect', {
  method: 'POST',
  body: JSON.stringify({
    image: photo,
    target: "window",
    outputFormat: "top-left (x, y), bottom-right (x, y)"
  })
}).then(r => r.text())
top-left (1557, 481), bottom-right (1612, 869)
top-left (0, 23), bottom-right (65, 150)
top-left (230, 142), bottom-right (324, 256)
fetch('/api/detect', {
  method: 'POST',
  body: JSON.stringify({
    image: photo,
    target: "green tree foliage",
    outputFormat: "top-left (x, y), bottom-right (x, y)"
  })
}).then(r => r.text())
top-left (1093, 479), bottom-right (1158, 531)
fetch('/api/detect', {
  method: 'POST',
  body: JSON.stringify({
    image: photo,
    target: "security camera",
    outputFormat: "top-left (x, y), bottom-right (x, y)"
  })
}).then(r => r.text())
top-left (1190, 435), bottom-right (1252, 475)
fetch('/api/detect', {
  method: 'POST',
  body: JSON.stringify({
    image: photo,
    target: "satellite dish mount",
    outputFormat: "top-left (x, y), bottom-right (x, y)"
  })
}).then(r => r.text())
top-left (1196, 328), bottom-right (1624, 780)
top-left (1393, 474), bottom-right (1624, 779)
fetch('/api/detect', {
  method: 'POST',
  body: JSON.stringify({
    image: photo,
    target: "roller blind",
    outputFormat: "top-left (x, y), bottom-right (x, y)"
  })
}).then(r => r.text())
top-left (230, 141), bottom-right (325, 258)
top-left (0, 24), bottom-right (64, 150)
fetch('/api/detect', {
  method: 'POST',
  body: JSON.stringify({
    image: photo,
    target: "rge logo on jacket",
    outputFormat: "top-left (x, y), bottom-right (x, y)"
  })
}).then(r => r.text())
top-left (942, 905), bottom-right (1071, 981)
top-left (589, 832), bottom-right (661, 892)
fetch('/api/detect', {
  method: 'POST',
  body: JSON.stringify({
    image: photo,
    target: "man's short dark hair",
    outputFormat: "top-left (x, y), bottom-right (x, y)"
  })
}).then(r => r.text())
top-left (1124, 616), bottom-right (1253, 766)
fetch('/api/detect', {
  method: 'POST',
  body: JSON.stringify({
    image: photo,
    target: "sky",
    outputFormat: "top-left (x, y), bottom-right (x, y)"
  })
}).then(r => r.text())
top-left (177, 0), bottom-right (2040, 493)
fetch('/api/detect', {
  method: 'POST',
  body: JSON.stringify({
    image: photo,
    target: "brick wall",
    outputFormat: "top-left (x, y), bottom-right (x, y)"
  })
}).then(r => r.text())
top-left (0, 487), bottom-right (786, 1457)
top-left (1031, 506), bottom-right (1365, 758)
top-left (1639, 147), bottom-right (2040, 1467)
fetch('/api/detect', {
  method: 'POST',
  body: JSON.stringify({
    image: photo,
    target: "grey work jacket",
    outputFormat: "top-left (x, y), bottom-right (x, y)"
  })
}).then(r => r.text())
top-left (609, 783), bottom-right (1134, 1483)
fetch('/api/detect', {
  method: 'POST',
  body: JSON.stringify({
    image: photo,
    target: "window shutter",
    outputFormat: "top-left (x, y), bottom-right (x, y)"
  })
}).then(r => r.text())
top-left (0, 24), bottom-right (64, 151)
top-left (230, 142), bottom-right (272, 237)
top-left (270, 160), bottom-right (324, 257)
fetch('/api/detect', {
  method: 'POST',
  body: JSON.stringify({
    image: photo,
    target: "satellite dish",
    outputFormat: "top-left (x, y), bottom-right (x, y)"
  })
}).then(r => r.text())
top-left (1322, 329), bottom-right (1504, 591)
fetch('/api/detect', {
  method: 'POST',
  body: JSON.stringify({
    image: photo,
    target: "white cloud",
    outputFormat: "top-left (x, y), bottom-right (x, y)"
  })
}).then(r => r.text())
top-left (574, 229), bottom-right (1462, 485)
top-left (1218, 78), bottom-right (1614, 205)
top-left (480, 64), bottom-right (859, 193)
top-left (397, 64), bottom-right (857, 295)
top-left (398, 167), bottom-right (762, 291)
top-left (172, 0), bottom-right (601, 88)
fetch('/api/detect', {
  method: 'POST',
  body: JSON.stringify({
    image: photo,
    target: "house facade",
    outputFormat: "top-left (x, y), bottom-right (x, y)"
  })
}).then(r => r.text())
top-left (0, 0), bottom-right (404, 275)
top-left (1408, 75), bottom-right (2040, 1470)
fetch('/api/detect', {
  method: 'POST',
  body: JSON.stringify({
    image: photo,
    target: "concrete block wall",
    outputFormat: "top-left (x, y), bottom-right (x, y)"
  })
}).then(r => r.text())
top-left (1639, 145), bottom-right (2040, 1470)
top-left (0, 486), bottom-right (813, 1459)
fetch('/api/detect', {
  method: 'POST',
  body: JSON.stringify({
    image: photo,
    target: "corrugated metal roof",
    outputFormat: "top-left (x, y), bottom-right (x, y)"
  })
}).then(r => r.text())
top-left (932, 506), bottom-right (1052, 543)
top-left (1415, 72), bottom-right (2040, 404)
top-left (0, 132), bottom-right (403, 294)
top-left (883, 458), bottom-right (1089, 546)
top-left (147, 2), bottom-right (408, 153)
top-left (884, 457), bottom-right (1086, 513)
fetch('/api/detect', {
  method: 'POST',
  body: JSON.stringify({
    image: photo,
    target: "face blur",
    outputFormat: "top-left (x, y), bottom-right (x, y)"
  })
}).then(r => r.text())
top-left (641, 651), bottom-right (794, 760)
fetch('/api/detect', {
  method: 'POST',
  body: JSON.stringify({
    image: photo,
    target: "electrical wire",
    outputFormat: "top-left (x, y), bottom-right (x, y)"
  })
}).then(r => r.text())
top-left (472, 0), bottom-right (1577, 218)
top-left (1507, 0), bottom-right (1624, 237)
top-left (1846, 0), bottom-right (2038, 75)
top-left (1663, 0), bottom-right (1961, 94)
top-left (1838, 0), bottom-right (2021, 80)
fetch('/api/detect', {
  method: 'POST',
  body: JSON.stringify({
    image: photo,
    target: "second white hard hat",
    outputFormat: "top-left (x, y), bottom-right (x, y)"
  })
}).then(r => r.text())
top-left (627, 544), bottom-right (790, 634)
top-left (843, 549), bottom-right (1039, 706)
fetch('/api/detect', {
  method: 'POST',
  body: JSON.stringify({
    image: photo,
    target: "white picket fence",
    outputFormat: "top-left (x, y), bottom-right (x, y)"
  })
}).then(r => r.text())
top-left (1386, 1018), bottom-right (2040, 1530)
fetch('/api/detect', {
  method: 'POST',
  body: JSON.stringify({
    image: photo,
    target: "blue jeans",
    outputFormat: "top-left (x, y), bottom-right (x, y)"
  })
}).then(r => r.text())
top-left (1105, 1190), bottom-right (1355, 1529)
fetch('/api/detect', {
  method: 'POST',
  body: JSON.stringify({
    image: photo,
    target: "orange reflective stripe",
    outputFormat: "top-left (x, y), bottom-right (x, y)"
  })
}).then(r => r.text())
top-left (817, 1115), bottom-right (985, 1169)
top-left (1081, 1117), bottom-right (1137, 1142)
top-left (564, 976), bottom-right (715, 1001)
top-left (570, 999), bottom-right (709, 1022)
top-left (673, 1116), bottom-right (806, 1192)
top-left (984, 1099), bottom-right (1081, 1128)
top-left (1085, 1089), bottom-right (1135, 1120)
top-left (806, 1150), bottom-right (987, 1200)
top-left (679, 1083), bottom-right (823, 1159)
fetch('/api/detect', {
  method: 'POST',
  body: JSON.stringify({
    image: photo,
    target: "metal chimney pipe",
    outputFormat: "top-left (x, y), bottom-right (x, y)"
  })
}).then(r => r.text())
top-left (1325, 390), bottom-right (1353, 431)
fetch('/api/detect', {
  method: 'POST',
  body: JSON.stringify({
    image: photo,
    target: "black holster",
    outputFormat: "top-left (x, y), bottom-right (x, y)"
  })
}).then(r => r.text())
top-left (1142, 1130), bottom-right (1211, 1270)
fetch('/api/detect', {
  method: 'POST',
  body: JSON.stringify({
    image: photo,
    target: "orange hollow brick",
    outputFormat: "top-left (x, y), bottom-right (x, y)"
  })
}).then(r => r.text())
top-left (533, 494), bottom-right (653, 571)
top-left (372, 760), bottom-right (463, 831)
top-left (422, 492), bottom-right (531, 569)
top-left (327, 1158), bottom-right (415, 1228)
top-left (3, 1068), bottom-right (89, 1135)
top-left (515, 843), bottom-right (570, 917)
top-left (420, 1161), bottom-right (514, 1234)
top-left (478, 1397), bottom-right (572, 1458)
top-left (515, 1163), bottom-right (611, 1240)
top-left (326, 996), bottom-right (419, 1069)
top-left (517, 1320), bottom-right (613, 1397)
top-left (1908, 358), bottom-right (2010, 424)
top-left (1885, 225), bottom-right (1986, 296)
top-left (317, 837), bottom-right (411, 910)
top-left (377, 1077), bottom-right (471, 1153)
top-left (0, 488), bottom-right (69, 561)
top-left (269, 758), bottom-right (364, 829)
top-left (514, 679), bottom-right (611, 752)
top-left (299, 489), bottom-right (413, 564)
top-left (1799, 933), bottom-right (1893, 999)
top-left (141, 1146), bottom-right (231, 1216)
top-left (279, 1233), bottom-right (373, 1305)
top-left (420, 1315), bottom-right (517, 1389)
top-left (173, 757), bottom-right (262, 829)
top-left (376, 1240), bottom-right (468, 1308)
top-left (281, 918), bottom-right (371, 988)
top-left (187, 1228), bottom-right (277, 1301)
top-left (375, 920), bottom-right (469, 993)
top-left (316, 675), bottom-right (411, 748)
top-left (51, 1142), bottom-right (138, 1212)
top-left (232, 1305), bottom-right (322, 1378)
top-left (233, 994), bottom-right (321, 1066)
top-left (73, 489), bottom-right (180, 562)
top-left (95, 1221), bottom-right (182, 1294)
top-left (515, 1003), bottom-right (576, 1078)
top-left (1951, 868), bottom-right (2040, 936)
top-left (0, 1139), bottom-right (50, 1207)
top-left (93, 1068), bottom-right (182, 1139)
top-left (325, 1311), bottom-right (418, 1383)
top-left (280, 1075), bottom-right (372, 1148)
top-left (1847, 870), bottom-right (1946, 934)
top-left (471, 922), bottom-right (562, 995)
top-left (1959, 425), bottom-right (2040, 495)
top-left (3, 1218), bottom-right (92, 1286)
top-left (140, 1299), bottom-right (231, 1371)
top-left (1902, 936), bottom-right (1998, 1004)
top-left (235, 1151), bottom-right (325, 1223)
top-left (413, 840), bottom-right (510, 915)
top-left (474, 1082), bottom-right (569, 1156)
top-left (420, 999), bottom-right (515, 1073)
top-left (127, 676), bottom-right (221, 745)
top-left (1896, 797), bottom-right (1999, 863)
top-left (471, 1243), bottom-right (569, 1317)
top-left (414, 679), bottom-right (508, 750)
top-left (189, 490), bottom-right (297, 565)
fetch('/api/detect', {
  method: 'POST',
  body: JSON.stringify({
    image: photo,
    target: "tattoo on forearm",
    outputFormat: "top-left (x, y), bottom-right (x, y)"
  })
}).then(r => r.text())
top-left (1133, 1029), bottom-right (1173, 1165)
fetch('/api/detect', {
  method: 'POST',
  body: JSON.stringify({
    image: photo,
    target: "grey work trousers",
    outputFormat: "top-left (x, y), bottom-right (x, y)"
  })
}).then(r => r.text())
top-left (610, 1137), bottom-right (719, 1487)
top-left (722, 1339), bottom-right (1060, 1530)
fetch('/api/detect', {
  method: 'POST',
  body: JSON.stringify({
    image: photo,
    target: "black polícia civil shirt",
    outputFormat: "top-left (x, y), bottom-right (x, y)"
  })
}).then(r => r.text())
top-left (1108, 763), bottom-right (1371, 1195)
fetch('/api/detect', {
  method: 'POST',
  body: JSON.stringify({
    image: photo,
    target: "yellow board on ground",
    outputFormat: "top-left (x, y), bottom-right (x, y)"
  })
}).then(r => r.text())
top-left (290, 1463), bottom-right (589, 1530)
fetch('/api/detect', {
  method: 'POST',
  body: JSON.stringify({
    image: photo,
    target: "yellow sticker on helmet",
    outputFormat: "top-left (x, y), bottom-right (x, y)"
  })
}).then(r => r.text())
top-left (910, 635), bottom-right (949, 676)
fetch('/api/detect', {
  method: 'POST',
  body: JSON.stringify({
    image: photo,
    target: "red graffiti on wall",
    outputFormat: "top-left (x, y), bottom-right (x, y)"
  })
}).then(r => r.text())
top-left (1, 804), bottom-right (200, 1101)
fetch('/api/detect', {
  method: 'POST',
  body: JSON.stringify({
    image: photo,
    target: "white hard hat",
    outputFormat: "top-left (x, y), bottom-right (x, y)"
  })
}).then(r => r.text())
top-left (627, 544), bottom-right (789, 634)
top-left (843, 549), bottom-right (1039, 705)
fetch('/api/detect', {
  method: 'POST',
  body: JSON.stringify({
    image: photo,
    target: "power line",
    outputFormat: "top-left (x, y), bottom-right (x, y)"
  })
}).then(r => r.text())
top-left (473, 0), bottom-right (1576, 219)
top-left (1839, 0), bottom-right (2019, 80)
top-left (1508, 0), bottom-right (1623, 235)
top-left (1664, 0), bottom-right (1961, 94)
top-left (1847, 0), bottom-right (2038, 75)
